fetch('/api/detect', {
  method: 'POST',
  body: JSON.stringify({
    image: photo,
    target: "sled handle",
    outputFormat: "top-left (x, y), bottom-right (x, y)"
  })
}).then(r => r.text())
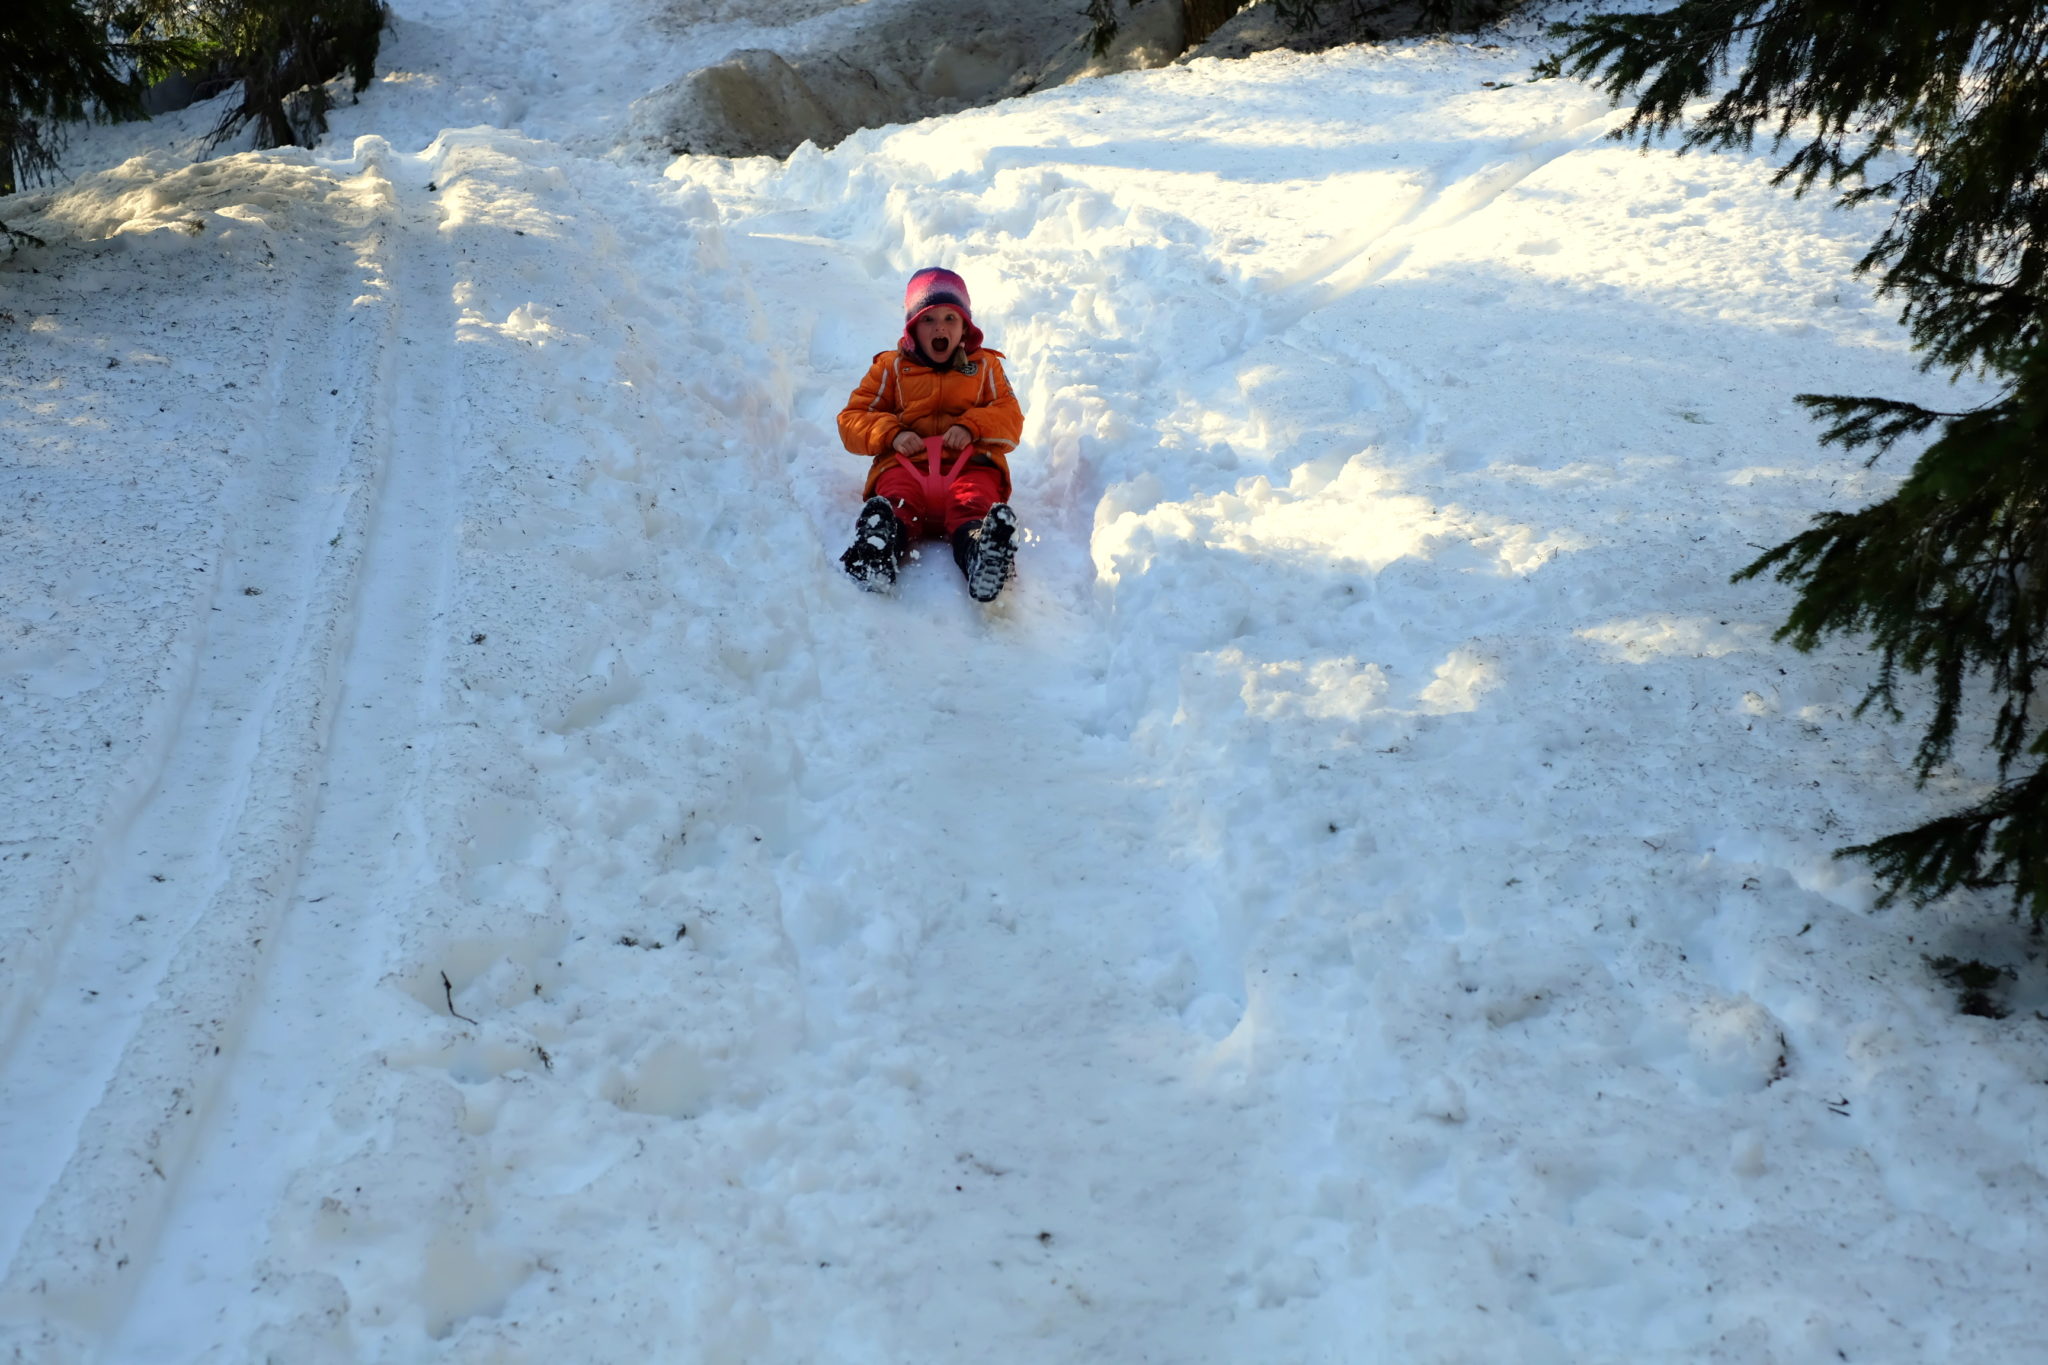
top-left (906, 434), bottom-right (972, 505)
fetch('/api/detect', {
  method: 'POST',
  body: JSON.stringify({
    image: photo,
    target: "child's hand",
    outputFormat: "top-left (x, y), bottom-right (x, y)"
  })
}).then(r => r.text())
top-left (892, 430), bottom-right (925, 456)
top-left (941, 424), bottom-right (973, 452)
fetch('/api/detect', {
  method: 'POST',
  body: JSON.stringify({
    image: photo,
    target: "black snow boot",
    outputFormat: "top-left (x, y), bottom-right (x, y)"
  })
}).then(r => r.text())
top-left (952, 502), bottom-right (1018, 602)
top-left (841, 495), bottom-right (908, 590)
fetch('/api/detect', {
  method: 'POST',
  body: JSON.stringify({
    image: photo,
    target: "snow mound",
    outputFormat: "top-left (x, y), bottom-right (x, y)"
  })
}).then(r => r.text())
top-left (624, 0), bottom-right (1185, 157)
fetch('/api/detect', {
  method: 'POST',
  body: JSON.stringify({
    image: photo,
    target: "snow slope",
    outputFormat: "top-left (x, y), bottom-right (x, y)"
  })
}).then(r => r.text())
top-left (3, 2), bottom-right (2045, 1361)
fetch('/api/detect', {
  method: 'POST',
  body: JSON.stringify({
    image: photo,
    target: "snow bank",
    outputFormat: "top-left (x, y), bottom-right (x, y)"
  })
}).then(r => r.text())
top-left (623, 0), bottom-right (1187, 159)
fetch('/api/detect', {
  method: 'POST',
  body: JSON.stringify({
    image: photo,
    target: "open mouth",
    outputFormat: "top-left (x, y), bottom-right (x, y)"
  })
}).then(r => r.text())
top-left (930, 337), bottom-right (952, 356)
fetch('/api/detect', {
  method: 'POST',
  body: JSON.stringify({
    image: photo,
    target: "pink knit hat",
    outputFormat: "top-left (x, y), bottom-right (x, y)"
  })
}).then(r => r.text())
top-left (899, 266), bottom-right (984, 358)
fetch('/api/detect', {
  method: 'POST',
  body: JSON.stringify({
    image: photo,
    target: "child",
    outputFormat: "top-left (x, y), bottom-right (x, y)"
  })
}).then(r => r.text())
top-left (837, 268), bottom-right (1023, 601)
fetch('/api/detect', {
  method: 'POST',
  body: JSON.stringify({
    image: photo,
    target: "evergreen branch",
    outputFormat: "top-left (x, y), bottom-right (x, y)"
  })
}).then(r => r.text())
top-left (1086, 0), bottom-right (1124, 57)
top-left (1737, 358), bottom-right (2048, 787)
top-left (0, 0), bottom-right (200, 191)
top-left (1794, 392), bottom-right (1954, 457)
top-left (1841, 762), bottom-right (2048, 919)
top-left (1574, 0), bottom-right (2048, 918)
top-left (2, 220), bottom-right (47, 251)
top-left (1552, 1), bottom-right (2048, 376)
top-left (1548, 5), bottom-right (1768, 143)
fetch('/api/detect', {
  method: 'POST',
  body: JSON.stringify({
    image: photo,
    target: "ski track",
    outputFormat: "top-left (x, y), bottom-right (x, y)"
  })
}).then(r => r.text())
top-left (1257, 100), bottom-right (1624, 334)
top-left (0, 149), bottom-right (413, 1351)
top-left (107, 135), bottom-right (476, 1360)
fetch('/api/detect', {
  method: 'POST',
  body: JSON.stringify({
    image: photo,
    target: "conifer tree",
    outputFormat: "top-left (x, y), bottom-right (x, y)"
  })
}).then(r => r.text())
top-left (0, 1), bottom-right (196, 209)
top-left (0, 0), bottom-right (384, 199)
top-left (1551, 2), bottom-right (2048, 920)
top-left (198, 0), bottom-right (387, 151)
top-left (1, 0), bottom-right (384, 247)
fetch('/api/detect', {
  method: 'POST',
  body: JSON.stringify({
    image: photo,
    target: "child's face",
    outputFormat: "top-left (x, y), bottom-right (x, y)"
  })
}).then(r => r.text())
top-left (913, 307), bottom-right (965, 362)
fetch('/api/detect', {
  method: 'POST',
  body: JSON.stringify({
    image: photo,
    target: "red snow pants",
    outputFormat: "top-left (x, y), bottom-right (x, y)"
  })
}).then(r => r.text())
top-left (874, 459), bottom-right (1004, 541)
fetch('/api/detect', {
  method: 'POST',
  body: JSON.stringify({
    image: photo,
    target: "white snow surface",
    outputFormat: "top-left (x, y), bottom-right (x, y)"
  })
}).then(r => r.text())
top-left (4, 2), bottom-right (2047, 1361)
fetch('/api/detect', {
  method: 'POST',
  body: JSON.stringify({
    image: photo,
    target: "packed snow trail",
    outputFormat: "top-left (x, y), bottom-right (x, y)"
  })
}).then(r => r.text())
top-left (98, 134), bottom-right (483, 1358)
top-left (5, 6), bottom-right (2048, 1362)
top-left (0, 142), bottom-right (470, 1340)
top-left (2, 116), bottom-right (1263, 1361)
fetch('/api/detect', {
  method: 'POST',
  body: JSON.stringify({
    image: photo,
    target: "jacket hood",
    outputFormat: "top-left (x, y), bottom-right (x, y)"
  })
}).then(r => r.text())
top-left (899, 266), bottom-right (985, 359)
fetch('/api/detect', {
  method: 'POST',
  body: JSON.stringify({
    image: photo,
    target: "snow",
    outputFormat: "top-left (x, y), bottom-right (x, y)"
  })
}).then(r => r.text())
top-left (4, 2), bottom-right (2046, 1361)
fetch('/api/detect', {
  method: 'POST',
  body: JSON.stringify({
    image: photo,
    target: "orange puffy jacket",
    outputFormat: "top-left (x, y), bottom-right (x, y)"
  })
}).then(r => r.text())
top-left (838, 347), bottom-right (1024, 500)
